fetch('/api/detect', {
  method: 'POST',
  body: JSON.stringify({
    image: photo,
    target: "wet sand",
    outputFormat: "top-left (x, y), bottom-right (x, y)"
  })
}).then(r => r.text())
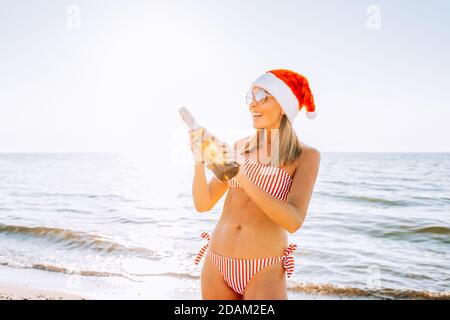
top-left (0, 282), bottom-right (86, 300)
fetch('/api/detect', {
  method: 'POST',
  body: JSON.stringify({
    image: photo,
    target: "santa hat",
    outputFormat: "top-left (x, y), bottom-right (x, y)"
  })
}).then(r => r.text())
top-left (251, 69), bottom-right (316, 123)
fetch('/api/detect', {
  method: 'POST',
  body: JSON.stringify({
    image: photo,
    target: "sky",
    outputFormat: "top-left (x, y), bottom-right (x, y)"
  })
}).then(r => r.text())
top-left (1, 0), bottom-right (449, 161)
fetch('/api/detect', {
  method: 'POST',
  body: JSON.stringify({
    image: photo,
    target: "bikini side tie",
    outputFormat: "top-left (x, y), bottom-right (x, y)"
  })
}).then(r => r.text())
top-left (194, 232), bottom-right (210, 265)
top-left (282, 243), bottom-right (298, 278)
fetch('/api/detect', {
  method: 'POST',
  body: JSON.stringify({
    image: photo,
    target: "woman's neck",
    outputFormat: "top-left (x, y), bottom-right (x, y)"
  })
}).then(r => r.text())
top-left (258, 128), bottom-right (279, 149)
top-left (254, 128), bottom-right (280, 164)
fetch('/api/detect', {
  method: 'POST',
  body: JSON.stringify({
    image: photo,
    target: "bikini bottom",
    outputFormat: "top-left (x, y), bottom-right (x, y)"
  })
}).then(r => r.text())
top-left (194, 232), bottom-right (297, 295)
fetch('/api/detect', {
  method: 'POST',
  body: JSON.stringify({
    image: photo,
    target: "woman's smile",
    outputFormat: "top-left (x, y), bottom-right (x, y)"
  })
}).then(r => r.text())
top-left (251, 111), bottom-right (263, 120)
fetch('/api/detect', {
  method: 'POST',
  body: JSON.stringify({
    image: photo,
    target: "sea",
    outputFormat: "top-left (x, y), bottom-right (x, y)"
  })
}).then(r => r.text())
top-left (0, 152), bottom-right (449, 299)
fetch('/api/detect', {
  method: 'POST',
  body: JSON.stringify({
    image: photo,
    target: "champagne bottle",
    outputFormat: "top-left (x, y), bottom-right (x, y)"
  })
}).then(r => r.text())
top-left (179, 107), bottom-right (240, 182)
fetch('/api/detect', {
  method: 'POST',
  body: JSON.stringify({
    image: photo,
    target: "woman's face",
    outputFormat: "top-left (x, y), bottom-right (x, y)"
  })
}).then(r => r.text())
top-left (249, 86), bottom-right (284, 129)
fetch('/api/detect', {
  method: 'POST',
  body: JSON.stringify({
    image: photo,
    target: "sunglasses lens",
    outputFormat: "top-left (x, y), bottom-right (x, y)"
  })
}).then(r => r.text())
top-left (246, 91), bottom-right (254, 104)
top-left (254, 90), bottom-right (266, 103)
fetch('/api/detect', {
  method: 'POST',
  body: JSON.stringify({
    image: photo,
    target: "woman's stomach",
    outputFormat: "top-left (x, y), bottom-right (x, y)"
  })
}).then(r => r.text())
top-left (209, 190), bottom-right (288, 258)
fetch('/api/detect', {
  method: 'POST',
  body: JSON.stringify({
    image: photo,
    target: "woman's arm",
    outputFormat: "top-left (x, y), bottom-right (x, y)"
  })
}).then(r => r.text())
top-left (192, 163), bottom-right (229, 212)
top-left (189, 128), bottom-right (230, 212)
top-left (234, 148), bottom-right (321, 233)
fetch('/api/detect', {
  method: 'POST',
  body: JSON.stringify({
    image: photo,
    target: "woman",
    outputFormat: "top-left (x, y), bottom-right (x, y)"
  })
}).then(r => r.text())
top-left (188, 69), bottom-right (321, 300)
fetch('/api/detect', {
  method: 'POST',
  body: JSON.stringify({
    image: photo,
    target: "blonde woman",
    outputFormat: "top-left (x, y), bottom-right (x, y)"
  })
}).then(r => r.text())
top-left (189, 69), bottom-right (321, 300)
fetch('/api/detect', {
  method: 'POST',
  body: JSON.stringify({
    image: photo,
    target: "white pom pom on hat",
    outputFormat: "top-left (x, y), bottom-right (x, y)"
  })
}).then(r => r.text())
top-left (251, 69), bottom-right (316, 123)
top-left (306, 111), bottom-right (316, 119)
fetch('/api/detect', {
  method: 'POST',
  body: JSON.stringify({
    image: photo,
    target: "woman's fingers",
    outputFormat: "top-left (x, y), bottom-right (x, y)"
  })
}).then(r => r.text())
top-left (187, 129), bottom-right (204, 163)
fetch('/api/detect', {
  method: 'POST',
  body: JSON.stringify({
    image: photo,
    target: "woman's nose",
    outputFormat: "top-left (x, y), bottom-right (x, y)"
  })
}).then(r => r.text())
top-left (249, 99), bottom-right (258, 109)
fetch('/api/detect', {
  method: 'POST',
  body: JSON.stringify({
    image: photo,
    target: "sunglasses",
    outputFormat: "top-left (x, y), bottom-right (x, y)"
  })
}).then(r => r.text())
top-left (246, 88), bottom-right (272, 105)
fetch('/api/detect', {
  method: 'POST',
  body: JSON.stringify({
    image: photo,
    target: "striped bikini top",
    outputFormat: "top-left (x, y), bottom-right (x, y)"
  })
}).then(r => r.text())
top-left (228, 152), bottom-right (294, 202)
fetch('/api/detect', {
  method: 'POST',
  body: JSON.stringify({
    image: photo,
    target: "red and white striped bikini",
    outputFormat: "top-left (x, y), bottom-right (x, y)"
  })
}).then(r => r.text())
top-left (194, 152), bottom-right (298, 296)
top-left (227, 153), bottom-right (293, 202)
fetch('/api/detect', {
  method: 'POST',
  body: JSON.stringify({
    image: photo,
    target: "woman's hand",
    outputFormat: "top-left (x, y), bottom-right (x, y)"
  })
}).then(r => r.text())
top-left (234, 160), bottom-right (247, 183)
top-left (188, 128), bottom-right (205, 164)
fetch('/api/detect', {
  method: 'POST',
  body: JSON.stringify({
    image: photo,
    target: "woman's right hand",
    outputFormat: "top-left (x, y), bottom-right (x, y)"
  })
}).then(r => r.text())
top-left (188, 128), bottom-right (233, 165)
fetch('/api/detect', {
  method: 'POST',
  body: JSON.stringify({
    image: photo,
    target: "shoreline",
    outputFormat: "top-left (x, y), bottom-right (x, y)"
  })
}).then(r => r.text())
top-left (0, 264), bottom-right (338, 300)
top-left (0, 282), bottom-right (87, 300)
top-left (2, 263), bottom-right (446, 300)
top-left (0, 264), bottom-right (93, 300)
top-left (0, 264), bottom-right (201, 300)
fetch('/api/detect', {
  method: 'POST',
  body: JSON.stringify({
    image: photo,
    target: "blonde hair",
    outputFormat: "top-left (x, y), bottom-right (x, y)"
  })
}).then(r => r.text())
top-left (236, 115), bottom-right (302, 168)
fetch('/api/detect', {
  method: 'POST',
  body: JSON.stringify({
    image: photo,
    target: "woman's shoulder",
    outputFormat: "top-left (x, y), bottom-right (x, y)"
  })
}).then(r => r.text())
top-left (292, 144), bottom-right (321, 170)
top-left (301, 144), bottom-right (321, 159)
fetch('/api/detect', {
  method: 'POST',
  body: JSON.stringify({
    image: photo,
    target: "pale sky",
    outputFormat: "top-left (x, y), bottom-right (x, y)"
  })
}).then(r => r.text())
top-left (1, 0), bottom-right (449, 159)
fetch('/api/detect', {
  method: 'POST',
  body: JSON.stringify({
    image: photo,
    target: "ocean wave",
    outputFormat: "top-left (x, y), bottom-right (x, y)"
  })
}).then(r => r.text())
top-left (129, 272), bottom-right (199, 280)
top-left (0, 223), bottom-right (159, 259)
top-left (2, 257), bottom-right (448, 299)
top-left (0, 261), bottom-right (138, 281)
top-left (1, 258), bottom-right (197, 282)
top-left (9, 191), bottom-right (136, 202)
top-left (107, 216), bottom-right (156, 225)
top-left (54, 208), bottom-right (92, 215)
top-left (380, 225), bottom-right (450, 243)
top-left (344, 195), bottom-right (414, 207)
top-left (414, 226), bottom-right (450, 235)
top-left (0, 260), bottom-right (198, 282)
top-left (136, 206), bottom-right (172, 212)
top-left (289, 282), bottom-right (450, 300)
top-left (317, 192), bottom-right (415, 207)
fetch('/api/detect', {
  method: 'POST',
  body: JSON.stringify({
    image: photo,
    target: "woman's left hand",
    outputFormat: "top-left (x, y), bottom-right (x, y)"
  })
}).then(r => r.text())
top-left (233, 162), bottom-right (246, 184)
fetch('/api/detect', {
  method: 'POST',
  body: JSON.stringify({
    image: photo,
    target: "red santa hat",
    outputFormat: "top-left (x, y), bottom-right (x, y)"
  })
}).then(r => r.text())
top-left (251, 69), bottom-right (316, 123)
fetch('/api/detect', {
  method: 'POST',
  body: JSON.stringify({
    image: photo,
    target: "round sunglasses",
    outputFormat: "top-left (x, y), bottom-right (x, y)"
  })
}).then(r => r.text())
top-left (246, 88), bottom-right (272, 105)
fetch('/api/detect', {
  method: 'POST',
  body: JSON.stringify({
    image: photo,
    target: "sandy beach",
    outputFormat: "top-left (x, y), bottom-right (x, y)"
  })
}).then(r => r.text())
top-left (0, 265), bottom-right (90, 300)
top-left (0, 283), bottom-right (86, 300)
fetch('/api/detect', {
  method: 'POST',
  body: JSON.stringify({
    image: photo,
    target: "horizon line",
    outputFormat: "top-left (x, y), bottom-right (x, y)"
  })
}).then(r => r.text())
top-left (1, 151), bottom-right (449, 154)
